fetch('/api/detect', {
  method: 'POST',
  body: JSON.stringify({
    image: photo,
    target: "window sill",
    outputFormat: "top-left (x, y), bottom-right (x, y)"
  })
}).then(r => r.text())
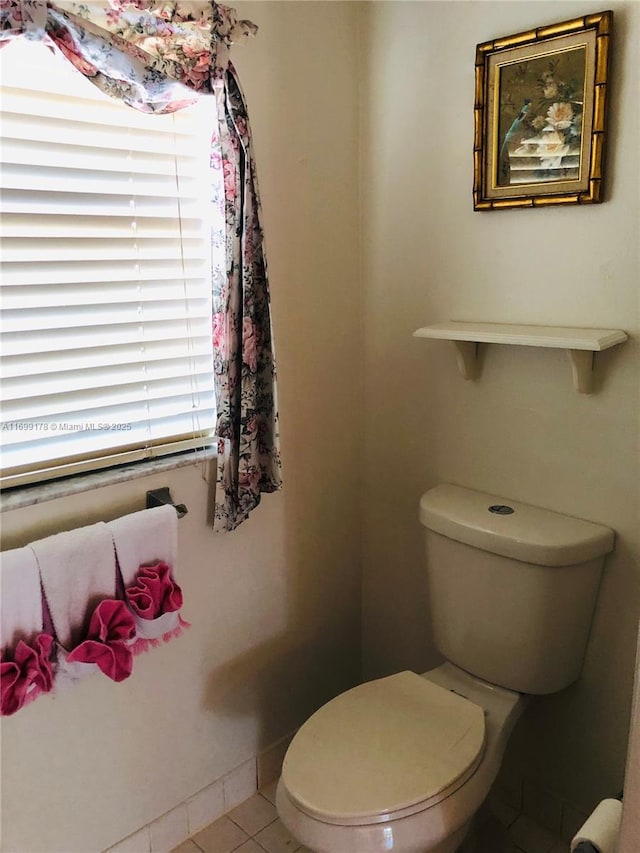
top-left (0, 447), bottom-right (217, 513)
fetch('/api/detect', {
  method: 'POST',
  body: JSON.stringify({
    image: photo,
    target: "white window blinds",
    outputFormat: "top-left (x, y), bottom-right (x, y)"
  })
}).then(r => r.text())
top-left (0, 39), bottom-right (219, 489)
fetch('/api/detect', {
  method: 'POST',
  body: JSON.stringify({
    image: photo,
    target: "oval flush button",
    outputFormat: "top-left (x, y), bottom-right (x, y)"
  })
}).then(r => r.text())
top-left (489, 504), bottom-right (514, 515)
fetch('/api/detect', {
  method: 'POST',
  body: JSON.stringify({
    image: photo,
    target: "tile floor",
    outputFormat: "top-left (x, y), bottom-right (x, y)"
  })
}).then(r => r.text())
top-left (171, 780), bottom-right (570, 853)
top-left (471, 805), bottom-right (570, 853)
top-left (171, 781), bottom-right (310, 853)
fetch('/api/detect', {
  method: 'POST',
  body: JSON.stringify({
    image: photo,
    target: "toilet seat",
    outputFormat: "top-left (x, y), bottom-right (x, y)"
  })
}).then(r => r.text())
top-left (281, 671), bottom-right (486, 826)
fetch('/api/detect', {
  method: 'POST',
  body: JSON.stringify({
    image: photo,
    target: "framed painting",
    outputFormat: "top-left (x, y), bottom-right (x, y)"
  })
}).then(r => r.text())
top-left (473, 11), bottom-right (612, 210)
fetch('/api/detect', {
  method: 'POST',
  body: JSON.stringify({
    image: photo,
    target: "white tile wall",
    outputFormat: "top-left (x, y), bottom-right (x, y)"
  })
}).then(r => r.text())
top-left (484, 782), bottom-right (571, 853)
top-left (149, 805), bottom-right (190, 853)
top-left (187, 780), bottom-right (225, 835)
top-left (106, 825), bottom-right (151, 853)
top-left (105, 733), bottom-right (295, 853)
top-left (259, 781), bottom-right (278, 807)
top-left (257, 734), bottom-right (294, 789)
top-left (223, 759), bottom-right (258, 813)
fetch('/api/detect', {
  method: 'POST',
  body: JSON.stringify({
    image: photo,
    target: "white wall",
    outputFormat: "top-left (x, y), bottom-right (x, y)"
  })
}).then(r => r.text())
top-left (0, 4), bottom-right (362, 850)
top-left (359, 0), bottom-right (640, 812)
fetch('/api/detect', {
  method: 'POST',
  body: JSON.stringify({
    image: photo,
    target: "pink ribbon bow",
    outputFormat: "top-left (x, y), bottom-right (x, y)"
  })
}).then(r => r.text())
top-left (1, 634), bottom-right (54, 716)
top-left (66, 600), bottom-right (135, 682)
top-left (125, 561), bottom-right (183, 619)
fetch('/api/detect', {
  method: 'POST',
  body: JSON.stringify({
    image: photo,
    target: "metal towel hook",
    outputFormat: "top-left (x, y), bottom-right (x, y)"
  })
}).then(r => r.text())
top-left (146, 487), bottom-right (188, 519)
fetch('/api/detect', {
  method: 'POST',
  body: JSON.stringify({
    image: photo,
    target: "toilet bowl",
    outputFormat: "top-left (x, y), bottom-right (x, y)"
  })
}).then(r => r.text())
top-left (277, 663), bottom-right (526, 853)
top-left (277, 484), bottom-right (614, 853)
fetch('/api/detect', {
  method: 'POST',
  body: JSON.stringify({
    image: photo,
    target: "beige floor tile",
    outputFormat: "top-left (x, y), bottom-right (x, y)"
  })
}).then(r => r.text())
top-left (171, 842), bottom-right (202, 853)
top-left (560, 803), bottom-right (589, 842)
top-left (471, 812), bottom-right (517, 852)
top-left (253, 818), bottom-right (301, 853)
top-left (548, 843), bottom-right (570, 853)
top-left (496, 768), bottom-right (524, 812)
top-left (192, 816), bottom-right (250, 853)
top-left (234, 842), bottom-right (265, 853)
top-left (228, 794), bottom-right (278, 836)
top-left (259, 781), bottom-right (278, 806)
top-left (523, 782), bottom-right (562, 835)
top-left (509, 815), bottom-right (558, 853)
top-left (487, 789), bottom-right (520, 829)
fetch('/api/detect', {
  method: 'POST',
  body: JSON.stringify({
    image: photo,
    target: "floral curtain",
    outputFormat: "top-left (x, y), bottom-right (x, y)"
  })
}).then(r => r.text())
top-left (0, 0), bottom-right (282, 531)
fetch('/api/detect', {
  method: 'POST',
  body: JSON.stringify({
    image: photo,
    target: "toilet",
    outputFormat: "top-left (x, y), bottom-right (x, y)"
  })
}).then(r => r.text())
top-left (276, 484), bottom-right (614, 853)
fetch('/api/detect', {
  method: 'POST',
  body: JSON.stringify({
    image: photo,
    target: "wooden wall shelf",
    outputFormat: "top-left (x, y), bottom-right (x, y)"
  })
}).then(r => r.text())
top-left (413, 322), bottom-right (628, 393)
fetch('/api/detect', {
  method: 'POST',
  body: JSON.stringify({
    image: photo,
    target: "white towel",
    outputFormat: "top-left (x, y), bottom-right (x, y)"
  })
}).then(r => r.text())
top-left (30, 522), bottom-right (116, 650)
top-left (0, 547), bottom-right (43, 650)
top-left (107, 505), bottom-right (178, 587)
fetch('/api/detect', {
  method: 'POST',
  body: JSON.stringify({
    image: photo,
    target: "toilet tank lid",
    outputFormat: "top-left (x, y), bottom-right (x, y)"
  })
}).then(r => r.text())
top-left (419, 484), bottom-right (614, 567)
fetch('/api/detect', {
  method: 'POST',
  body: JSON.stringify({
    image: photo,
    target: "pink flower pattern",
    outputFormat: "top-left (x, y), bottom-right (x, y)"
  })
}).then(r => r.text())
top-left (223, 157), bottom-right (237, 201)
top-left (1, 634), bottom-right (54, 716)
top-left (125, 561), bottom-right (183, 620)
top-left (242, 317), bottom-right (258, 372)
top-left (66, 600), bottom-right (135, 682)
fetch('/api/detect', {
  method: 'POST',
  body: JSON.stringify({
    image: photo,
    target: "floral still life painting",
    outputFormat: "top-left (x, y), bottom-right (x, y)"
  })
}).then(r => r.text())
top-left (496, 50), bottom-right (586, 187)
top-left (474, 11), bottom-right (612, 210)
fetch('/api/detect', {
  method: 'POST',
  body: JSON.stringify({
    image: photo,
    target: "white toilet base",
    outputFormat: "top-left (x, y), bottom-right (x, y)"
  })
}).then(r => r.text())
top-left (277, 781), bottom-right (471, 853)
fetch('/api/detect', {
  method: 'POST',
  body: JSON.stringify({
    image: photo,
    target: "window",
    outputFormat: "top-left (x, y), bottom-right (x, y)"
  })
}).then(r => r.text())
top-left (0, 39), bottom-right (219, 489)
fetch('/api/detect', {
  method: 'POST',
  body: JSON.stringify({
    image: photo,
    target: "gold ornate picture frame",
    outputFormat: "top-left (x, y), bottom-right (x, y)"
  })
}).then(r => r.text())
top-left (473, 11), bottom-right (612, 210)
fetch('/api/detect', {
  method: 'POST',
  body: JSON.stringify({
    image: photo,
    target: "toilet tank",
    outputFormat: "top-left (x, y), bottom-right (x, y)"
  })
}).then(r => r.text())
top-left (419, 484), bottom-right (614, 695)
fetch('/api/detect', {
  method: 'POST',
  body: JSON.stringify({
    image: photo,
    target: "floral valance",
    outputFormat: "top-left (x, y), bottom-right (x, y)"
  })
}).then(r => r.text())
top-left (0, 0), bottom-right (257, 110)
